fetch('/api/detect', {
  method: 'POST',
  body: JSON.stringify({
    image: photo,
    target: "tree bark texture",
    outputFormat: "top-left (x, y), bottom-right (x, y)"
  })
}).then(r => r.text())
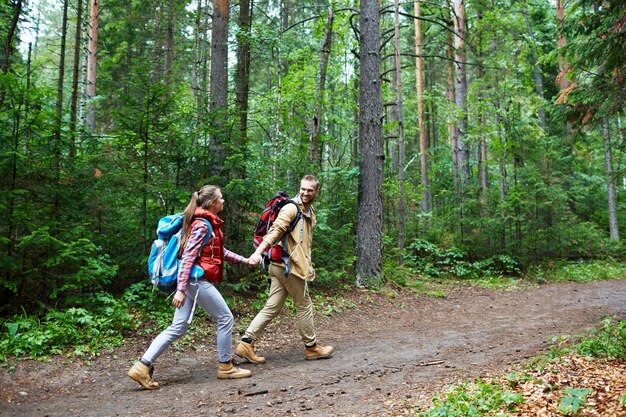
top-left (52, 0), bottom-right (70, 224)
top-left (235, 0), bottom-right (252, 150)
top-left (453, 0), bottom-right (470, 187)
top-left (446, 11), bottom-right (458, 192)
top-left (209, 0), bottom-right (229, 177)
top-left (393, 0), bottom-right (406, 263)
top-left (164, 0), bottom-right (175, 85)
top-left (86, 0), bottom-right (99, 131)
top-left (414, 0), bottom-right (430, 212)
top-left (193, 0), bottom-right (209, 148)
top-left (210, 0), bottom-right (229, 110)
top-left (309, 6), bottom-right (334, 168)
top-left (356, 0), bottom-right (384, 286)
top-left (604, 119), bottom-right (619, 240)
top-left (70, 0), bottom-right (84, 160)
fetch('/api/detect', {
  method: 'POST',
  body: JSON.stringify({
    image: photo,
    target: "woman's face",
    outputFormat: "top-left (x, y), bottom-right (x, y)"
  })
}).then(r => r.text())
top-left (207, 190), bottom-right (224, 214)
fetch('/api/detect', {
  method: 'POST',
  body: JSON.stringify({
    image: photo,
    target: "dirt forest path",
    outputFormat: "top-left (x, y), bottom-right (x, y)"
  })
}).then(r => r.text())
top-left (2, 279), bottom-right (626, 417)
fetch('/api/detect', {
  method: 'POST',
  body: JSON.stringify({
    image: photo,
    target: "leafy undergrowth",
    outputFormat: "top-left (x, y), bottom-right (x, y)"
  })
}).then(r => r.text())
top-left (415, 318), bottom-right (626, 416)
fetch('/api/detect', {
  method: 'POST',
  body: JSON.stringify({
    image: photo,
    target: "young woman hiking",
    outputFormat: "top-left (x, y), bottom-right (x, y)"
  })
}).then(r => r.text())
top-left (128, 185), bottom-right (255, 389)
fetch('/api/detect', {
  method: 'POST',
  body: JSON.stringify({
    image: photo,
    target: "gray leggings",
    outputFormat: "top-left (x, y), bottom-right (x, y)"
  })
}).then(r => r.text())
top-left (142, 280), bottom-right (234, 364)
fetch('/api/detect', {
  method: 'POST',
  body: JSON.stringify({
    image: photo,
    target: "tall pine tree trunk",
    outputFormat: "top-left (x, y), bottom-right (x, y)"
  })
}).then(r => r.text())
top-left (69, 0), bottom-right (84, 161)
top-left (53, 0), bottom-right (69, 222)
top-left (393, 0), bottom-right (406, 264)
top-left (356, 0), bottom-right (383, 286)
top-left (309, 6), bottom-right (334, 168)
top-left (446, 8), bottom-right (458, 192)
top-left (235, 0), bottom-right (252, 150)
top-left (86, 0), bottom-right (99, 131)
top-left (193, 0), bottom-right (209, 148)
top-left (476, 9), bottom-right (488, 212)
top-left (164, 0), bottom-right (175, 85)
top-left (209, 0), bottom-right (229, 107)
top-left (453, 0), bottom-right (469, 186)
top-left (209, 0), bottom-right (230, 178)
top-left (414, 0), bottom-right (430, 212)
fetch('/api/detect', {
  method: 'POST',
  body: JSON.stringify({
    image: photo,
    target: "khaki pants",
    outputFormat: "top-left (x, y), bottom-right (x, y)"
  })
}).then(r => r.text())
top-left (244, 263), bottom-right (316, 346)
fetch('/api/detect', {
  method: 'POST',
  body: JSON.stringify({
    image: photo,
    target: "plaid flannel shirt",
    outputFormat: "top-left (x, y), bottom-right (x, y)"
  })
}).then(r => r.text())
top-left (177, 220), bottom-right (245, 292)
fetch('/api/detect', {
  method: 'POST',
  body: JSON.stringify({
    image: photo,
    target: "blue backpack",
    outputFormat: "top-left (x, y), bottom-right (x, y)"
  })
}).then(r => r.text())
top-left (148, 214), bottom-right (213, 294)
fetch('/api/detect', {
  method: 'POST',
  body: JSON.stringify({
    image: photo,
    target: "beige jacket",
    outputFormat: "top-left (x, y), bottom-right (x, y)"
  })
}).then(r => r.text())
top-left (263, 197), bottom-right (316, 281)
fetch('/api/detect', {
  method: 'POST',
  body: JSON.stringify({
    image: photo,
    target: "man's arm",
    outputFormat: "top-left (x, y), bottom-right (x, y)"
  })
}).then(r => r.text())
top-left (250, 203), bottom-right (298, 262)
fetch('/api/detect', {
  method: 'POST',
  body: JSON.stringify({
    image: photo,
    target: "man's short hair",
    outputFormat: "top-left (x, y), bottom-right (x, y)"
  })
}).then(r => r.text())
top-left (301, 174), bottom-right (320, 191)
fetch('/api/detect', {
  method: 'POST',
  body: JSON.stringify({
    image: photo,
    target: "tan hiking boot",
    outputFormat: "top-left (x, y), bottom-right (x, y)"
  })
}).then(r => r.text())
top-left (217, 361), bottom-right (252, 379)
top-left (305, 343), bottom-right (334, 360)
top-left (127, 360), bottom-right (160, 390)
top-left (235, 341), bottom-right (266, 364)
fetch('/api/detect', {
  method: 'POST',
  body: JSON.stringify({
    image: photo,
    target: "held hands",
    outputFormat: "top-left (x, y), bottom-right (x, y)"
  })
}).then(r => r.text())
top-left (172, 290), bottom-right (186, 308)
top-left (246, 254), bottom-right (263, 266)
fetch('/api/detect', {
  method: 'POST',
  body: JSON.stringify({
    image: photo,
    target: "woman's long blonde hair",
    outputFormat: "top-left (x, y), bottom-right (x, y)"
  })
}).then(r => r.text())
top-left (177, 185), bottom-right (221, 258)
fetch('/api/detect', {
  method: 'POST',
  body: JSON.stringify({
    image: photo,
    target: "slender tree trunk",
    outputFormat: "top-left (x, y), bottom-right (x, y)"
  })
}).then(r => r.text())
top-left (69, 0), bottom-right (84, 161)
top-left (273, 57), bottom-right (281, 185)
top-left (193, 0), bottom-right (209, 148)
top-left (498, 98), bottom-right (508, 250)
top-left (235, 0), bottom-right (253, 150)
top-left (453, 0), bottom-right (469, 186)
top-left (209, 0), bottom-right (229, 176)
top-left (478, 114), bottom-right (488, 203)
top-left (356, 0), bottom-right (383, 286)
top-left (476, 10), bottom-right (488, 211)
top-left (604, 119), bottom-right (620, 240)
top-left (164, 0), bottom-right (175, 85)
top-left (53, 0), bottom-right (70, 222)
top-left (86, 0), bottom-right (99, 131)
top-left (230, 0), bottom-right (253, 249)
top-left (414, 0), bottom-right (430, 212)
top-left (309, 6), bottom-right (334, 168)
top-left (210, 0), bottom-right (229, 108)
top-left (446, 9), bottom-right (458, 192)
top-left (393, 0), bottom-right (406, 264)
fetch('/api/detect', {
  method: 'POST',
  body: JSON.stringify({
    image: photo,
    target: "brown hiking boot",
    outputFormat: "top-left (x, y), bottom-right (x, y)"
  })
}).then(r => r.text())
top-left (217, 360), bottom-right (252, 379)
top-left (127, 360), bottom-right (160, 390)
top-left (235, 341), bottom-right (266, 364)
top-left (305, 343), bottom-right (334, 360)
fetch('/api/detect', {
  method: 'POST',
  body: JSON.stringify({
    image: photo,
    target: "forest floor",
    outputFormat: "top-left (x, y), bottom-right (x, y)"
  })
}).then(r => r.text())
top-left (1, 278), bottom-right (626, 417)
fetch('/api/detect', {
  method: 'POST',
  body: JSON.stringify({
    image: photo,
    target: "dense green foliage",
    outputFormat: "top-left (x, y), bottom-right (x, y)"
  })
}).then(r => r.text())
top-left (0, 0), bottom-right (624, 321)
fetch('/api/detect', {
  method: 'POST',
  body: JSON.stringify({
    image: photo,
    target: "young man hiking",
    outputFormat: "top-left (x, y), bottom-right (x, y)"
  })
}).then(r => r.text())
top-left (236, 175), bottom-right (333, 363)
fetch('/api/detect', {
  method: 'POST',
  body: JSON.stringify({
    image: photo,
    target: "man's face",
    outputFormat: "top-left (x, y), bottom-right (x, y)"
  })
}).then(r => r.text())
top-left (299, 180), bottom-right (318, 205)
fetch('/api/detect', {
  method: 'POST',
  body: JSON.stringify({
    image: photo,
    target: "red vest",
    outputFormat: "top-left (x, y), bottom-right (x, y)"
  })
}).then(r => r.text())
top-left (192, 209), bottom-right (224, 284)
